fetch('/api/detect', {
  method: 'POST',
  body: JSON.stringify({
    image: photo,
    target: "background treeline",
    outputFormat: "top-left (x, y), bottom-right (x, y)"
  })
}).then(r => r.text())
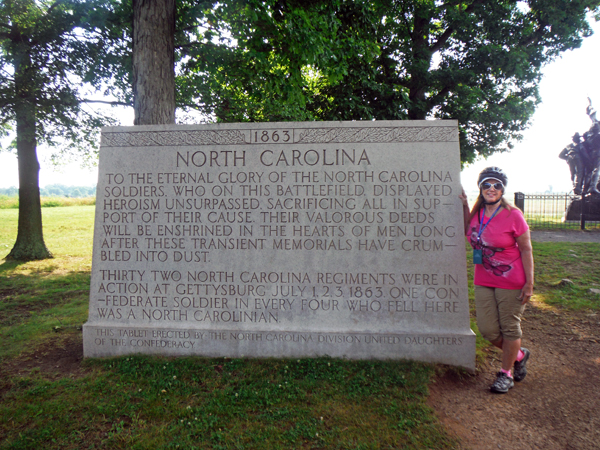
top-left (0, 184), bottom-right (96, 200)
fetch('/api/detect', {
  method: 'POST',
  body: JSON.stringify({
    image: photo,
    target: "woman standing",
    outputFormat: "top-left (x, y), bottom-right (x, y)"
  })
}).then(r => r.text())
top-left (460, 167), bottom-right (534, 393)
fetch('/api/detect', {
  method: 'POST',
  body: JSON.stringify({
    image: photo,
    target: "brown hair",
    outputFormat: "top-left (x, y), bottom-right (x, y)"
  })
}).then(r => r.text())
top-left (468, 192), bottom-right (514, 224)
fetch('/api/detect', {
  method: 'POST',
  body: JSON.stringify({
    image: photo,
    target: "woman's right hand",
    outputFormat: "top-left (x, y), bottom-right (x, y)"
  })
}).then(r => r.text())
top-left (459, 187), bottom-right (470, 235)
top-left (459, 187), bottom-right (469, 207)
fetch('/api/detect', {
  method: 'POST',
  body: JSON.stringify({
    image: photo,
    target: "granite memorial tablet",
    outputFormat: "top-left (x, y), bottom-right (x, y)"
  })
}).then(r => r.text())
top-left (83, 120), bottom-right (476, 370)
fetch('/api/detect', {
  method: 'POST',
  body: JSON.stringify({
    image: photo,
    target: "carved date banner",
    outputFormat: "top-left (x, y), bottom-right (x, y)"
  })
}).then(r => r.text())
top-left (83, 120), bottom-right (475, 370)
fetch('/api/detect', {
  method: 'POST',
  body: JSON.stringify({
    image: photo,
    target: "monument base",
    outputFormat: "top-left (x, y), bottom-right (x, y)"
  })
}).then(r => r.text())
top-left (565, 197), bottom-right (600, 221)
top-left (83, 324), bottom-right (476, 371)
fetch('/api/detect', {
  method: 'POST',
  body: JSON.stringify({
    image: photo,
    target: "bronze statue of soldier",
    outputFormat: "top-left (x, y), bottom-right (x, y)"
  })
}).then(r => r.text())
top-left (560, 133), bottom-right (591, 195)
top-left (560, 100), bottom-right (600, 196)
top-left (583, 123), bottom-right (600, 195)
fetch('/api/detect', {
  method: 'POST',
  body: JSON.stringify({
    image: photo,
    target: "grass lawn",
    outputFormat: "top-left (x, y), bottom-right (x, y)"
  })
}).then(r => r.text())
top-left (0, 205), bottom-right (458, 449)
top-left (0, 206), bottom-right (94, 360)
top-left (1, 205), bottom-right (599, 449)
top-left (531, 240), bottom-right (600, 310)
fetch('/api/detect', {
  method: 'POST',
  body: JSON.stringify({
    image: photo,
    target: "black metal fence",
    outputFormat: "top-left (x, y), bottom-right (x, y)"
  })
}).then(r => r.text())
top-left (513, 192), bottom-right (600, 230)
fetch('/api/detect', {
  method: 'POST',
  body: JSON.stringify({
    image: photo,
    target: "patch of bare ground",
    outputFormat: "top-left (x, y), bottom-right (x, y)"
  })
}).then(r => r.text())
top-left (429, 299), bottom-right (600, 450)
top-left (0, 331), bottom-right (88, 398)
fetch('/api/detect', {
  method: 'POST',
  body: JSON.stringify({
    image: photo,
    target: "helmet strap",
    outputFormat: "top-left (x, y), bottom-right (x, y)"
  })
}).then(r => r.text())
top-left (479, 190), bottom-right (503, 206)
top-left (483, 197), bottom-right (503, 206)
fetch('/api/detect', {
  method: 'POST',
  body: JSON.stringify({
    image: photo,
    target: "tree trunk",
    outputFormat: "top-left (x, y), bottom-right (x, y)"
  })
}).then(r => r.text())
top-left (7, 51), bottom-right (52, 261)
top-left (407, 8), bottom-right (432, 121)
top-left (132, 0), bottom-right (176, 125)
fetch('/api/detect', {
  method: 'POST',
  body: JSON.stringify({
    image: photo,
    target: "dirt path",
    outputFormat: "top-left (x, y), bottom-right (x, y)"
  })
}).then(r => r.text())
top-left (529, 230), bottom-right (600, 243)
top-left (428, 232), bottom-right (600, 450)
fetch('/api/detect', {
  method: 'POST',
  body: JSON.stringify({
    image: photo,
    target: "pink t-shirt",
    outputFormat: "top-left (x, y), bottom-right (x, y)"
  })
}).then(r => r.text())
top-left (466, 207), bottom-right (529, 289)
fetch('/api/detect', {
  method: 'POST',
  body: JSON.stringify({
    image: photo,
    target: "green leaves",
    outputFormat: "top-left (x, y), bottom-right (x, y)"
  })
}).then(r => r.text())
top-left (173, 0), bottom-right (599, 163)
top-left (0, 0), bottom-right (123, 150)
top-left (175, 0), bottom-right (372, 122)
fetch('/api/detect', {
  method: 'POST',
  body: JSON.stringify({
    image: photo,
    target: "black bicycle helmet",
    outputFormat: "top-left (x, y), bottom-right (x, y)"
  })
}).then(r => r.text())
top-left (477, 166), bottom-right (507, 188)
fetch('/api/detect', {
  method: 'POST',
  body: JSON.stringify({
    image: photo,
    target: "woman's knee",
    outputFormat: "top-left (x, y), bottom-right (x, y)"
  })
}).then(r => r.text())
top-left (477, 319), bottom-right (502, 342)
top-left (500, 321), bottom-right (523, 341)
top-left (475, 286), bottom-right (502, 342)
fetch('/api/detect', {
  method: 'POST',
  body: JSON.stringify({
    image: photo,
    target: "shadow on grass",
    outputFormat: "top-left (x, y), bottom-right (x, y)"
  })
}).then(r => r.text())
top-left (0, 261), bottom-right (90, 330)
top-left (0, 259), bottom-right (26, 273)
top-left (1, 260), bottom-right (61, 275)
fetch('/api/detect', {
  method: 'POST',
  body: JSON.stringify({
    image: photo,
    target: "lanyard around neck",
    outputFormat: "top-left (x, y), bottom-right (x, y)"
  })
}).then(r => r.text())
top-left (477, 204), bottom-right (502, 242)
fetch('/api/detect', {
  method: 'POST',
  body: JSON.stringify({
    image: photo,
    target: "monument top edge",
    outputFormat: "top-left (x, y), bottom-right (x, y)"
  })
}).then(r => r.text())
top-left (101, 119), bottom-right (458, 134)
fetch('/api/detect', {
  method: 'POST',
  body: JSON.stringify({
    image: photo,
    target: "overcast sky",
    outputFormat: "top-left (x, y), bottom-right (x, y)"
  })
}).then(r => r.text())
top-left (460, 19), bottom-right (600, 195)
top-left (1, 20), bottom-right (599, 193)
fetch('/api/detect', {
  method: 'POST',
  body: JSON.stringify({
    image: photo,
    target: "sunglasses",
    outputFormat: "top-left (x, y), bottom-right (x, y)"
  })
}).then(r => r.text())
top-left (481, 182), bottom-right (504, 190)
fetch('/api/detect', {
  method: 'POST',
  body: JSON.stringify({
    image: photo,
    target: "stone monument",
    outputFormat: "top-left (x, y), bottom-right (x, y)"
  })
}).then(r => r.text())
top-left (83, 120), bottom-right (476, 370)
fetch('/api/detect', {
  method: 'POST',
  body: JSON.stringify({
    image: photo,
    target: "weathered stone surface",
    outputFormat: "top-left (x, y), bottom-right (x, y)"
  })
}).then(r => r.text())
top-left (83, 120), bottom-right (475, 370)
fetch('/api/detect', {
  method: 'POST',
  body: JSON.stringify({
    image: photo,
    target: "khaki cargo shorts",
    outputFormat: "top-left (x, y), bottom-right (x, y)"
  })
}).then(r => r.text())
top-left (475, 286), bottom-right (525, 342)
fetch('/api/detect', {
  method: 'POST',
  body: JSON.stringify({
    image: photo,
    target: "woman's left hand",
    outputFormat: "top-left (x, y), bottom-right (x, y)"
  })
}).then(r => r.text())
top-left (516, 230), bottom-right (534, 305)
top-left (519, 283), bottom-right (534, 304)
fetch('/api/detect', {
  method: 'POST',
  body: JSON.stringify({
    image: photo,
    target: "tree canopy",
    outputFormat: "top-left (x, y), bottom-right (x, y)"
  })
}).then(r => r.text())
top-left (176, 0), bottom-right (600, 164)
top-left (58, 0), bottom-right (599, 165)
top-left (0, 0), bottom-right (119, 156)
